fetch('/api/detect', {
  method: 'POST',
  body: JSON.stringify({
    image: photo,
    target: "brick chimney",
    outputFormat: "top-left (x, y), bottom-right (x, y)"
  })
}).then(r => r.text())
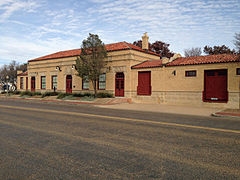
top-left (142, 32), bottom-right (149, 51)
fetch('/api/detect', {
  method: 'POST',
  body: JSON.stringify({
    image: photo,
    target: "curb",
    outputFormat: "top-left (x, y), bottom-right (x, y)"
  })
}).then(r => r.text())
top-left (211, 112), bottom-right (240, 119)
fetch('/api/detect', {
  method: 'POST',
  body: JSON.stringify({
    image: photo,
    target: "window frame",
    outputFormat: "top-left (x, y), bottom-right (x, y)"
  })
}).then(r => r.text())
top-left (185, 70), bottom-right (197, 77)
top-left (20, 77), bottom-right (24, 89)
top-left (82, 76), bottom-right (89, 90)
top-left (237, 68), bottom-right (240, 75)
top-left (98, 74), bottom-right (106, 90)
top-left (41, 76), bottom-right (46, 89)
top-left (52, 75), bottom-right (57, 90)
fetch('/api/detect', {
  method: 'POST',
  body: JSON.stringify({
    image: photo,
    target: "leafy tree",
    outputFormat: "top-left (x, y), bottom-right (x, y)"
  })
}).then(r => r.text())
top-left (184, 47), bottom-right (202, 57)
top-left (203, 45), bottom-right (236, 55)
top-left (133, 40), bottom-right (174, 58)
top-left (234, 32), bottom-right (240, 53)
top-left (76, 33), bottom-right (107, 96)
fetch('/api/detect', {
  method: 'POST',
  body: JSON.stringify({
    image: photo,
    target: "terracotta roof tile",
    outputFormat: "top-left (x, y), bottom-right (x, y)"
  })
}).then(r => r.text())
top-left (132, 54), bottom-right (239, 69)
top-left (132, 60), bottom-right (163, 69)
top-left (17, 71), bottom-right (28, 76)
top-left (166, 54), bottom-right (239, 66)
top-left (28, 42), bottom-right (160, 62)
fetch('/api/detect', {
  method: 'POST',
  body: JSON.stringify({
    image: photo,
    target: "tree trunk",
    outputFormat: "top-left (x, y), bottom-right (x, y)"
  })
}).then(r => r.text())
top-left (92, 80), bottom-right (97, 97)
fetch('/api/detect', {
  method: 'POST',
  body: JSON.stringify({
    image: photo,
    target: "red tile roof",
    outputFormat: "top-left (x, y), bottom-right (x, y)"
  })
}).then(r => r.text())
top-left (166, 54), bottom-right (239, 66)
top-left (28, 42), bottom-right (160, 62)
top-left (131, 54), bottom-right (240, 69)
top-left (17, 71), bottom-right (28, 76)
top-left (132, 60), bottom-right (163, 69)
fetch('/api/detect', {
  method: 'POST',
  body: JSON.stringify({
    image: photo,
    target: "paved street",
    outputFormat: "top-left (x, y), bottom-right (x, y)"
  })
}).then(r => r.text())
top-left (0, 99), bottom-right (239, 179)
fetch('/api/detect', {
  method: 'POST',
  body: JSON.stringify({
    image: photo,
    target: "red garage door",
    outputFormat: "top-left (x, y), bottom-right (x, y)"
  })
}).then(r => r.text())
top-left (137, 71), bottom-right (151, 95)
top-left (203, 69), bottom-right (228, 102)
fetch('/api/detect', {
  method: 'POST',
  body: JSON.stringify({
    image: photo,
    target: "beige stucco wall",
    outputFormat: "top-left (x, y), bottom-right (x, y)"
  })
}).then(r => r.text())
top-left (131, 62), bottom-right (240, 109)
top-left (18, 49), bottom-right (159, 95)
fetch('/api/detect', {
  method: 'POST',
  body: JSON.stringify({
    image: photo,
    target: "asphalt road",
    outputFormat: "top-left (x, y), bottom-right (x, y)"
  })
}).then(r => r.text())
top-left (0, 99), bottom-right (239, 180)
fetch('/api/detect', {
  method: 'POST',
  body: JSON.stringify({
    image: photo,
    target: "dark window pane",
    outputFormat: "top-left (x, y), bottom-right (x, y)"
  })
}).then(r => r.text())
top-left (185, 70), bottom-right (196, 77)
top-left (237, 68), bottom-right (240, 75)
top-left (207, 71), bottom-right (215, 76)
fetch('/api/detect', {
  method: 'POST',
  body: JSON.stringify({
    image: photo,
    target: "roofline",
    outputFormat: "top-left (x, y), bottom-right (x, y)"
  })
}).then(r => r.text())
top-left (17, 73), bottom-right (28, 76)
top-left (28, 42), bottom-right (160, 63)
top-left (28, 54), bottom-right (77, 62)
top-left (131, 60), bottom-right (148, 69)
top-left (132, 66), bottom-right (163, 69)
top-left (166, 60), bottom-right (240, 67)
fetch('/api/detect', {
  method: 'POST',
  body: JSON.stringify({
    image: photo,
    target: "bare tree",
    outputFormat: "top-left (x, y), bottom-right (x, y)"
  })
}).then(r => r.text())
top-left (234, 32), bottom-right (240, 54)
top-left (0, 61), bottom-right (27, 84)
top-left (184, 47), bottom-right (202, 57)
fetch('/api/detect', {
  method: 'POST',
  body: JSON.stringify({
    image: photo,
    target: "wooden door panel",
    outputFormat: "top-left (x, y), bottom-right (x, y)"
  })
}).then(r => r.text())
top-left (137, 71), bottom-right (151, 95)
top-left (115, 73), bottom-right (124, 97)
top-left (66, 75), bottom-right (72, 93)
top-left (204, 70), bottom-right (227, 101)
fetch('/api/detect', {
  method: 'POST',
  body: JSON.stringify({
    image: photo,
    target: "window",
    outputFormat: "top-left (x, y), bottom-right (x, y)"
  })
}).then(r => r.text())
top-left (98, 74), bottom-right (106, 90)
top-left (185, 70), bottom-right (197, 77)
top-left (20, 77), bottom-right (23, 89)
top-left (41, 76), bottom-right (46, 89)
top-left (52, 76), bottom-right (57, 89)
top-left (237, 68), bottom-right (240, 75)
top-left (82, 77), bottom-right (89, 89)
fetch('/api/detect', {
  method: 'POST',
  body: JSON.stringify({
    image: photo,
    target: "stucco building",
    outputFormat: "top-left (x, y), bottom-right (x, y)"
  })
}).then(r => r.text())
top-left (17, 34), bottom-right (240, 109)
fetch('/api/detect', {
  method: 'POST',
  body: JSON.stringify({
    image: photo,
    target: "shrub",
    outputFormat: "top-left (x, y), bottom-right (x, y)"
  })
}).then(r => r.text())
top-left (12, 91), bottom-right (21, 95)
top-left (72, 93), bottom-right (84, 97)
top-left (32, 92), bottom-right (42, 96)
top-left (20, 91), bottom-right (32, 96)
top-left (96, 92), bottom-right (113, 98)
top-left (57, 93), bottom-right (69, 99)
top-left (41, 91), bottom-right (59, 98)
top-left (20, 91), bottom-right (41, 96)
top-left (83, 92), bottom-right (94, 97)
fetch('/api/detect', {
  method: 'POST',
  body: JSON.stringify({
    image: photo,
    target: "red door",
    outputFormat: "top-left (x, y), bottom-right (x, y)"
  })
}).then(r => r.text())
top-left (31, 77), bottom-right (35, 92)
top-left (137, 71), bottom-right (151, 95)
top-left (66, 75), bottom-right (72, 93)
top-left (204, 69), bottom-right (228, 102)
top-left (115, 72), bottom-right (124, 97)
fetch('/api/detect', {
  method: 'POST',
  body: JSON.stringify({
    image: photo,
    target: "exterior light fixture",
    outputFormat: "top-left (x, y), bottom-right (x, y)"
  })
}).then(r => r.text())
top-left (72, 65), bottom-right (77, 70)
top-left (172, 70), bottom-right (176, 76)
top-left (56, 66), bottom-right (61, 72)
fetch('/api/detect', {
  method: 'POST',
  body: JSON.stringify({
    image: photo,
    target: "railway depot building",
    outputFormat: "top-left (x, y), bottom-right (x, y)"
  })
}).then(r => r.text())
top-left (17, 34), bottom-right (240, 109)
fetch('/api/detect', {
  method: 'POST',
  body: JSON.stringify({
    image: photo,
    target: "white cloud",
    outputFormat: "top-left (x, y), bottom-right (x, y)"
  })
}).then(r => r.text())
top-left (0, 36), bottom-right (81, 63)
top-left (0, 0), bottom-right (40, 22)
top-left (0, 0), bottom-right (239, 65)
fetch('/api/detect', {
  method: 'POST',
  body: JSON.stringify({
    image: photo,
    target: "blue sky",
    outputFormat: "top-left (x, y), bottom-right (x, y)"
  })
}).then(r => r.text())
top-left (0, 0), bottom-right (239, 66)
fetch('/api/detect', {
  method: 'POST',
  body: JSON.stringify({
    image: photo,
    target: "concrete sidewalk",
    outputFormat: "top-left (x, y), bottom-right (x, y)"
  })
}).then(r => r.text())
top-left (1, 95), bottom-right (239, 118)
top-left (97, 103), bottom-right (224, 117)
